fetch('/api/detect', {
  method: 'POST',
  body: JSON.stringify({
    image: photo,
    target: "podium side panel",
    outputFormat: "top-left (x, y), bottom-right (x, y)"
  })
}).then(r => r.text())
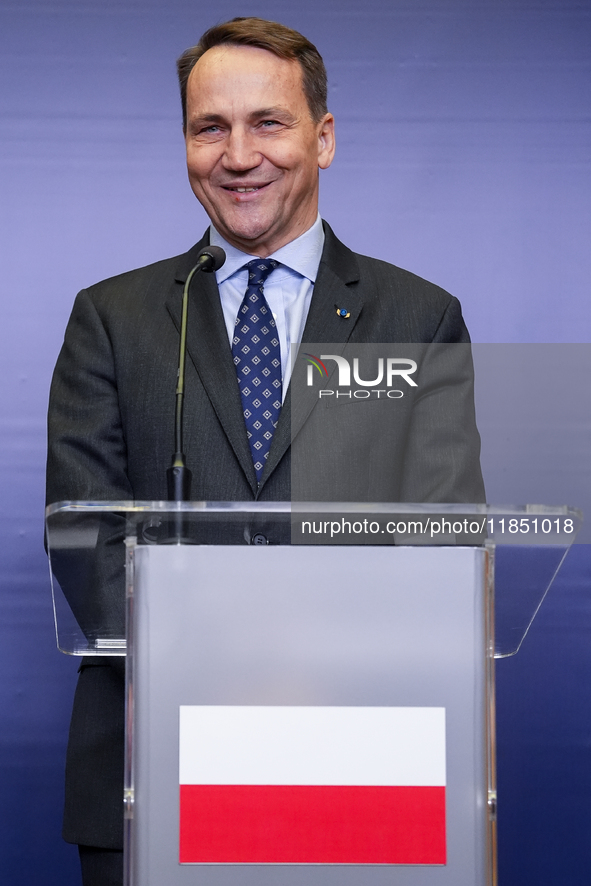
top-left (130, 545), bottom-right (490, 886)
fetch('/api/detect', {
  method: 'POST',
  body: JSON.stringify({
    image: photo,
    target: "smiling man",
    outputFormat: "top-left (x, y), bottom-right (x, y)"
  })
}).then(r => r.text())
top-left (182, 41), bottom-right (335, 255)
top-left (46, 17), bottom-right (484, 886)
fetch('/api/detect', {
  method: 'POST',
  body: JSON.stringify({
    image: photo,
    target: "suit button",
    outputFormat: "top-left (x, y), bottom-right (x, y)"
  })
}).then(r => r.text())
top-left (251, 533), bottom-right (268, 546)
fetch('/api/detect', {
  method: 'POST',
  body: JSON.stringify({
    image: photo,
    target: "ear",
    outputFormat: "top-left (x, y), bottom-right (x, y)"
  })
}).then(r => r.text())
top-left (317, 113), bottom-right (336, 170)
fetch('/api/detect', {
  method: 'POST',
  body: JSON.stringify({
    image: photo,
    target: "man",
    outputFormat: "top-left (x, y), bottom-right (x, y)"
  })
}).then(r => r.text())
top-left (46, 17), bottom-right (484, 885)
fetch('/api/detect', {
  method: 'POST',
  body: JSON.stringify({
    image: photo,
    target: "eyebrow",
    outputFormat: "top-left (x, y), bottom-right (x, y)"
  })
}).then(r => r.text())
top-left (252, 107), bottom-right (295, 121)
top-left (188, 113), bottom-right (225, 127)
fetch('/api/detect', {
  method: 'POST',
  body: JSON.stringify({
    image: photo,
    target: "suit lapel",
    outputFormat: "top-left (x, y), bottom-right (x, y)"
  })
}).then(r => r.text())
top-left (260, 224), bottom-right (364, 488)
top-left (166, 237), bottom-right (258, 494)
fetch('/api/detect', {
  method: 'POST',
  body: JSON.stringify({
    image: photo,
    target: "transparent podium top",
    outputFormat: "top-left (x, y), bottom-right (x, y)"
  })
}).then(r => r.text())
top-left (45, 501), bottom-right (583, 659)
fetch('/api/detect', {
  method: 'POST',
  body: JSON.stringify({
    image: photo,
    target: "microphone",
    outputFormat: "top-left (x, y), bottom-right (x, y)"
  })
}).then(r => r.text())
top-left (193, 245), bottom-right (226, 273)
top-left (167, 246), bottom-right (226, 503)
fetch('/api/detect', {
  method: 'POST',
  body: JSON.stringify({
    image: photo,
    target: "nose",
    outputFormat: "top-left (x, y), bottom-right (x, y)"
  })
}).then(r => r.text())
top-left (222, 127), bottom-right (261, 172)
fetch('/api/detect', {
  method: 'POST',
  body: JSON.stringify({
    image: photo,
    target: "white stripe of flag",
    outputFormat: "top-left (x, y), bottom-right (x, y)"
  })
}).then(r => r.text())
top-left (179, 705), bottom-right (446, 786)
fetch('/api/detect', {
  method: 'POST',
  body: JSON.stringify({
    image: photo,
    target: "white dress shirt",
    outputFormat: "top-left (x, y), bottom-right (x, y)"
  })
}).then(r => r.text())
top-left (209, 215), bottom-right (325, 397)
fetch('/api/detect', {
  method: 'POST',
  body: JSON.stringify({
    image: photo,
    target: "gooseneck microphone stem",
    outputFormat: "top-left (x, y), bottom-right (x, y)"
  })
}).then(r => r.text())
top-left (167, 246), bottom-right (226, 502)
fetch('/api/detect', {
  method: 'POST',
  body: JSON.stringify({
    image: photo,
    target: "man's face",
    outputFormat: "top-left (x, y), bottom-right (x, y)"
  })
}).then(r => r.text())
top-left (184, 44), bottom-right (335, 257)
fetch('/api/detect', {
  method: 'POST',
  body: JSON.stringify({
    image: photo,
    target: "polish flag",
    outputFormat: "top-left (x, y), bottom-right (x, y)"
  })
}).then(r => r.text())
top-left (179, 706), bottom-right (446, 865)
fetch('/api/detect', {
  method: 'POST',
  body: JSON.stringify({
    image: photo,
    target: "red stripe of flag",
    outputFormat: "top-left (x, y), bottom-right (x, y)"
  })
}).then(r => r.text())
top-left (179, 784), bottom-right (446, 864)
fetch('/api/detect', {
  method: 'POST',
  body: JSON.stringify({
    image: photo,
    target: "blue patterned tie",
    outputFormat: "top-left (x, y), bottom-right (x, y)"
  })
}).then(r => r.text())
top-left (232, 259), bottom-right (282, 482)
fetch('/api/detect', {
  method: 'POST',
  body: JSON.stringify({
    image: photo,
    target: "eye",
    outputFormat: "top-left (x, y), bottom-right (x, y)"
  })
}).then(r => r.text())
top-left (189, 121), bottom-right (224, 138)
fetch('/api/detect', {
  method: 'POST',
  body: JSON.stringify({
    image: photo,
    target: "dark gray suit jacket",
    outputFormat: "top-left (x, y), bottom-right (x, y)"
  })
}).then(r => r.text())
top-left (47, 222), bottom-right (484, 847)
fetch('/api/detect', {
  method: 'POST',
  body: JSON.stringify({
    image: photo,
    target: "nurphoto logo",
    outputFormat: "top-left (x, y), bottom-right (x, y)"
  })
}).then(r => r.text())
top-left (303, 353), bottom-right (418, 400)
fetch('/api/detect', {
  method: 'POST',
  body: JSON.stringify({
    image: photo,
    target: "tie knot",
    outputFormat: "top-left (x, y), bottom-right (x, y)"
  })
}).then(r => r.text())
top-left (246, 258), bottom-right (278, 287)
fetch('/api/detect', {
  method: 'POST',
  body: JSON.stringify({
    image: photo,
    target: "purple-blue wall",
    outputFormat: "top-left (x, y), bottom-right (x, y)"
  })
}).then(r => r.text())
top-left (1, 1), bottom-right (590, 883)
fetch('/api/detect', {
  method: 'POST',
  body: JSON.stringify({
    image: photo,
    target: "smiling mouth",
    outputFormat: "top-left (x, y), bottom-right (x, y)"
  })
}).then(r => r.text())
top-left (223, 184), bottom-right (270, 193)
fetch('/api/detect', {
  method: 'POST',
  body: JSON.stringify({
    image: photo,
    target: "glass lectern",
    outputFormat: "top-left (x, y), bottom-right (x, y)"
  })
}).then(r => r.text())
top-left (45, 501), bottom-right (581, 886)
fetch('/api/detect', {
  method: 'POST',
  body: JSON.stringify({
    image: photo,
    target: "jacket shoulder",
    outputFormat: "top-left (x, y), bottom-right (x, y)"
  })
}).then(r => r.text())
top-left (78, 247), bottom-right (195, 312)
top-left (348, 246), bottom-right (455, 304)
top-left (321, 223), bottom-right (469, 342)
top-left (86, 253), bottom-right (183, 291)
top-left (322, 220), bottom-right (457, 306)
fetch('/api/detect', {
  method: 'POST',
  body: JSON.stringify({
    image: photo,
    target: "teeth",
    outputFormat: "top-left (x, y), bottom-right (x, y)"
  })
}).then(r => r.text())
top-left (232, 187), bottom-right (258, 192)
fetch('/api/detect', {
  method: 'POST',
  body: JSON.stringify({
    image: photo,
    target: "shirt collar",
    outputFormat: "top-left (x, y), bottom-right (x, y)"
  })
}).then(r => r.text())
top-left (210, 215), bottom-right (325, 286)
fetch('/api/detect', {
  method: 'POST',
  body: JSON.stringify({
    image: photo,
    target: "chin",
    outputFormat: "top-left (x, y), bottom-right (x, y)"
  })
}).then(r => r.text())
top-left (221, 218), bottom-right (274, 247)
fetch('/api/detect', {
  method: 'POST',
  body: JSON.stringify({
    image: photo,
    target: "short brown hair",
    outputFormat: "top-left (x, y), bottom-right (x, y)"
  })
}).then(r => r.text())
top-left (177, 17), bottom-right (328, 129)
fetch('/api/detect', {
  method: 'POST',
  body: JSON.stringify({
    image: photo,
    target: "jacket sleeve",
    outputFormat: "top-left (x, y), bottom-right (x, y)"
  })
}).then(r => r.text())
top-left (46, 288), bottom-right (132, 506)
top-left (46, 288), bottom-right (131, 641)
top-left (398, 338), bottom-right (486, 503)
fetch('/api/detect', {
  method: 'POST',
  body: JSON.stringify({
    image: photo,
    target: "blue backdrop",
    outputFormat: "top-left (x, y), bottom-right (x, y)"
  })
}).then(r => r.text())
top-left (1, 1), bottom-right (590, 883)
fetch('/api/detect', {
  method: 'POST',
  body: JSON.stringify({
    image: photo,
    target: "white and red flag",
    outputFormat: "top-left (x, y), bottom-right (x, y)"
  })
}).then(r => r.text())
top-left (179, 705), bottom-right (446, 865)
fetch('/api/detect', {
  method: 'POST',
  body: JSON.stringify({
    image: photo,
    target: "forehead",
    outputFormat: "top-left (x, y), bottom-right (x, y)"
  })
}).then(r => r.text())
top-left (186, 44), bottom-right (307, 115)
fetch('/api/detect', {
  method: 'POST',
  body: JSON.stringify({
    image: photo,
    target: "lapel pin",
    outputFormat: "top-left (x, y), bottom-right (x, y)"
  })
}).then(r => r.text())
top-left (335, 306), bottom-right (351, 319)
